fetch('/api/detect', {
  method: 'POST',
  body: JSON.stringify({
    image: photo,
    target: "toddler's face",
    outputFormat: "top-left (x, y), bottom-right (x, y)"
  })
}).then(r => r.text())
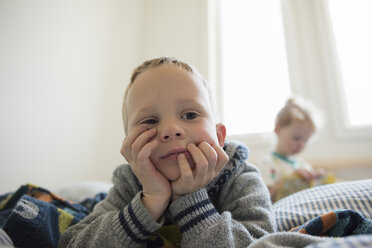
top-left (126, 64), bottom-right (225, 181)
top-left (275, 120), bottom-right (314, 156)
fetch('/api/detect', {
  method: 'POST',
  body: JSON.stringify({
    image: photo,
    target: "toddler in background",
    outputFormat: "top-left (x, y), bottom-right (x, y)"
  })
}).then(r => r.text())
top-left (258, 97), bottom-right (335, 202)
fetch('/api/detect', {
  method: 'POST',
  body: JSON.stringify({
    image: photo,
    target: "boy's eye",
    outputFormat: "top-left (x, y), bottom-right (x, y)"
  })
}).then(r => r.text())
top-left (141, 119), bottom-right (158, 125)
top-left (181, 112), bottom-right (198, 120)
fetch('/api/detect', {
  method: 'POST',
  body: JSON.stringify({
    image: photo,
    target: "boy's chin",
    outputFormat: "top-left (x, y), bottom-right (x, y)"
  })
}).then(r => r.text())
top-left (166, 172), bottom-right (181, 182)
top-left (157, 165), bottom-right (181, 181)
top-left (158, 159), bottom-right (196, 181)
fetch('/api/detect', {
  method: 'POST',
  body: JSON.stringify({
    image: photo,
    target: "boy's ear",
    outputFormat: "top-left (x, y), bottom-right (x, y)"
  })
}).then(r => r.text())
top-left (216, 123), bottom-right (226, 147)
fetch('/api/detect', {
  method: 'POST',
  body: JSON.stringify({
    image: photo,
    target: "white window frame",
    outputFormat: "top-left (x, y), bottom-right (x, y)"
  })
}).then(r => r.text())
top-left (208, 0), bottom-right (372, 146)
top-left (316, 0), bottom-right (372, 140)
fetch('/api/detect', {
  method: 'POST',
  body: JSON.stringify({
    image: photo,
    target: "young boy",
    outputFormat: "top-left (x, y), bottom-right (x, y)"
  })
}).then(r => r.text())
top-left (58, 57), bottom-right (275, 247)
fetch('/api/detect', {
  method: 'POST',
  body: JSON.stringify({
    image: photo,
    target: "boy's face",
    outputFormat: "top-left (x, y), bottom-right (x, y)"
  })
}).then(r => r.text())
top-left (126, 64), bottom-right (225, 181)
top-left (275, 120), bottom-right (314, 157)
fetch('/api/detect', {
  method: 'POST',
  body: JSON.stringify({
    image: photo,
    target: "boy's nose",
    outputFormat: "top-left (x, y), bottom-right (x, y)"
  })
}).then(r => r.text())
top-left (159, 123), bottom-right (185, 142)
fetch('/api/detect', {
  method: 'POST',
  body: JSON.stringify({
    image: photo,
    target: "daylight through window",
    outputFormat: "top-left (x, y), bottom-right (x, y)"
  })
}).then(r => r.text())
top-left (219, 0), bottom-right (291, 135)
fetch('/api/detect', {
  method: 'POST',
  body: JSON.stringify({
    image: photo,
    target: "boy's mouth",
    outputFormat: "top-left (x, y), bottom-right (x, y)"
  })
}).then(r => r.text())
top-left (160, 148), bottom-right (191, 160)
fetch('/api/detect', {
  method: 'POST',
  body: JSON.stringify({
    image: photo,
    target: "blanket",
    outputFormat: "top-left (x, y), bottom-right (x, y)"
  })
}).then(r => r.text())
top-left (1, 184), bottom-right (371, 248)
top-left (250, 210), bottom-right (372, 248)
top-left (0, 184), bottom-right (106, 248)
top-left (290, 209), bottom-right (372, 236)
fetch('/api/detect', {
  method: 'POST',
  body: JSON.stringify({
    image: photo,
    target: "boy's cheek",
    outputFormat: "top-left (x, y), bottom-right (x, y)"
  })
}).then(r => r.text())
top-left (192, 126), bottom-right (220, 146)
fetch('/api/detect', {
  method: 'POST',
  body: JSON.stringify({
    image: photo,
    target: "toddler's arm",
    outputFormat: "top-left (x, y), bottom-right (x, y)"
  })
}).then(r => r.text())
top-left (295, 167), bottom-right (325, 182)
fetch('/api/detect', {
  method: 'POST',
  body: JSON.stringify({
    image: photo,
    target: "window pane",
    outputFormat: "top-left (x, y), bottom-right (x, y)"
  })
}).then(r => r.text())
top-left (220, 0), bottom-right (291, 135)
top-left (328, 0), bottom-right (372, 126)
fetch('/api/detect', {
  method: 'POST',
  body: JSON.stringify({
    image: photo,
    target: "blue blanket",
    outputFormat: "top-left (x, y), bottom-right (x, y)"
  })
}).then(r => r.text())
top-left (0, 184), bottom-right (106, 248)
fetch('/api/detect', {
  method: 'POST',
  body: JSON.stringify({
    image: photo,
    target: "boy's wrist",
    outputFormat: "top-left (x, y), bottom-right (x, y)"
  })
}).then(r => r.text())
top-left (171, 193), bottom-right (184, 202)
top-left (141, 192), bottom-right (170, 221)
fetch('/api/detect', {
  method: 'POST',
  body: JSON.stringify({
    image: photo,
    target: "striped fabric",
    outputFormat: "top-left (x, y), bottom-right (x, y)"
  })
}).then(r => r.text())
top-left (273, 179), bottom-right (372, 232)
top-left (305, 234), bottom-right (372, 248)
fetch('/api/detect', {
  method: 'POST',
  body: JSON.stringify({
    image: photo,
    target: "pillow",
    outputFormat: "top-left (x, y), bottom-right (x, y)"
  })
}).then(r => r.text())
top-left (272, 179), bottom-right (372, 231)
top-left (53, 181), bottom-right (113, 203)
top-left (305, 234), bottom-right (372, 248)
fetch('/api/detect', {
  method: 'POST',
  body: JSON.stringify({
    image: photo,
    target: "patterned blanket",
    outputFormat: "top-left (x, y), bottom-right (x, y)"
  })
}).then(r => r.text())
top-left (0, 184), bottom-right (106, 248)
top-left (1, 184), bottom-right (371, 248)
top-left (250, 210), bottom-right (372, 248)
top-left (291, 209), bottom-right (372, 236)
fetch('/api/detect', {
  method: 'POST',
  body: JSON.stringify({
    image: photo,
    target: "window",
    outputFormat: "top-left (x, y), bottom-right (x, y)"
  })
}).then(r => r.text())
top-left (218, 0), bottom-right (291, 136)
top-left (328, 0), bottom-right (372, 127)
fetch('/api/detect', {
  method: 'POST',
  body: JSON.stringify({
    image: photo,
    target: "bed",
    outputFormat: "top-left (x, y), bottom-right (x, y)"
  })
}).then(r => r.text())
top-left (1, 179), bottom-right (371, 247)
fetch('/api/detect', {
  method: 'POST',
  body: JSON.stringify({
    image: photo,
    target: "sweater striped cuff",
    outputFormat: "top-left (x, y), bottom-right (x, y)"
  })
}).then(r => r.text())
top-left (112, 191), bottom-right (163, 244)
top-left (169, 188), bottom-right (219, 236)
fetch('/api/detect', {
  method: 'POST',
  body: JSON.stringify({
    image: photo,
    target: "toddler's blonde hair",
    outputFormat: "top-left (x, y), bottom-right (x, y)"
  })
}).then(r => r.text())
top-left (122, 56), bottom-right (218, 135)
top-left (275, 97), bottom-right (317, 132)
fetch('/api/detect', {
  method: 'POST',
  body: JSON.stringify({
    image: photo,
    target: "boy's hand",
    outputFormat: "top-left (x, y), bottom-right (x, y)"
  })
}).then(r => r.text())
top-left (121, 126), bottom-right (171, 220)
top-left (171, 142), bottom-right (228, 201)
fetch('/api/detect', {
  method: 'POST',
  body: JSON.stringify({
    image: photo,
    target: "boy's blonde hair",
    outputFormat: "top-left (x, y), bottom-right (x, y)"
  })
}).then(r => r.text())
top-left (122, 56), bottom-right (218, 134)
top-left (275, 97), bottom-right (317, 131)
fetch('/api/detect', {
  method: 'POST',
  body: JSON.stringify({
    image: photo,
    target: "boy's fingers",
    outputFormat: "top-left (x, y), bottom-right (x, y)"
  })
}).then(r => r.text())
top-left (123, 126), bottom-right (148, 146)
top-left (213, 145), bottom-right (228, 174)
top-left (198, 142), bottom-right (218, 174)
top-left (130, 128), bottom-right (157, 157)
top-left (137, 140), bottom-right (158, 168)
top-left (176, 154), bottom-right (193, 189)
top-left (187, 143), bottom-right (208, 177)
top-left (121, 126), bottom-right (148, 158)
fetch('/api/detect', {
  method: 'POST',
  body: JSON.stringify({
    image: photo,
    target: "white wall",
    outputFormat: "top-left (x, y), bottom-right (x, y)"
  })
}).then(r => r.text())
top-left (0, 0), bottom-right (210, 194)
top-left (1, 0), bottom-right (370, 194)
top-left (0, 0), bottom-right (144, 193)
top-left (140, 0), bottom-right (209, 77)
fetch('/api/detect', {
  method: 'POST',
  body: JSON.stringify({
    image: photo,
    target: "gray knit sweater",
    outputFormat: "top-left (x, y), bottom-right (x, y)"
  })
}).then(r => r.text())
top-left (58, 141), bottom-right (275, 248)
